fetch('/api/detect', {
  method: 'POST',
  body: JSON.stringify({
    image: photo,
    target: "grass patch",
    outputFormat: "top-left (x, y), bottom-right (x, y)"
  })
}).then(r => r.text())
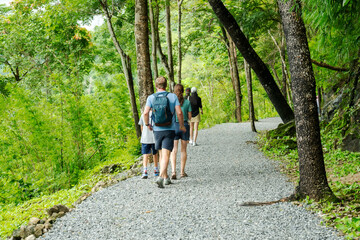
top-left (258, 123), bottom-right (360, 239)
top-left (0, 150), bottom-right (139, 239)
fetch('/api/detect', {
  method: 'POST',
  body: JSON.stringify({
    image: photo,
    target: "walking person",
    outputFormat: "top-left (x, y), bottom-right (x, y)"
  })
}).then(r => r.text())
top-left (185, 87), bottom-right (191, 100)
top-left (143, 76), bottom-right (186, 188)
top-left (189, 87), bottom-right (203, 146)
top-left (170, 84), bottom-right (192, 179)
top-left (138, 110), bottom-right (159, 179)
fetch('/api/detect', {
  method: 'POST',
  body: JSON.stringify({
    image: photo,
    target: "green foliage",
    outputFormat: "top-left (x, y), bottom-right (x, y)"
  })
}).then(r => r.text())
top-left (0, 76), bottom-right (139, 205)
top-left (0, 148), bottom-right (137, 238)
top-left (303, 0), bottom-right (360, 65)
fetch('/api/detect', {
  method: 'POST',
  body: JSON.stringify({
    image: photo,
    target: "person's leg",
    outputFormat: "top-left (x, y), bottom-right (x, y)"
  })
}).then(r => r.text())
top-left (143, 154), bottom-right (149, 168)
top-left (193, 122), bottom-right (200, 145)
top-left (170, 140), bottom-right (179, 179)
top-left (180, 140), bottom-right (188, 176)
top-left (153, 152), bottom-right (159, 168)
top-left (142, 154), bottom-right (149, 178)
top-left (151, 144), bottom-right (159, 176)
top-left (160, 148), bottom-right (171, 179)
top-left (160, 130), bottom-right (175, 181)
top-left (190, 122), bottom-right (194, 143)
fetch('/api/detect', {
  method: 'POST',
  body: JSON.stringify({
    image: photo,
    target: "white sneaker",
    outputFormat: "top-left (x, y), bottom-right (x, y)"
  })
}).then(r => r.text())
top-left (189, 140), bottom-right (193, 144)
top-left (193, 142), bottom-right (197, 146)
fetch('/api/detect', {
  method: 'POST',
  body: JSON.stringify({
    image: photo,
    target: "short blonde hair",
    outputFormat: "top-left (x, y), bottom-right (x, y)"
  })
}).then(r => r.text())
top-left (155, 76), bottom-right (167, 89)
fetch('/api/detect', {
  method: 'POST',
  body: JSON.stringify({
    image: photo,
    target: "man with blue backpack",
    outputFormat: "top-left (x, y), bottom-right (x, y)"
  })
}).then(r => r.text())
top-left (143, 76), bottom-right (186, 188)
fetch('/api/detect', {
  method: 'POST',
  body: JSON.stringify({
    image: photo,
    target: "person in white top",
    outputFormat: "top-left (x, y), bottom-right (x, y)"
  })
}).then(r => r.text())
top-left (138, 111), bottom-right (159, 179)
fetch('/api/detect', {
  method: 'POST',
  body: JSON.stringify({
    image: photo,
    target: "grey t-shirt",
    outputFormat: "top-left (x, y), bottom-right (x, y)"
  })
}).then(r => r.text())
top-left (138, 113), bottom-right (155, 144)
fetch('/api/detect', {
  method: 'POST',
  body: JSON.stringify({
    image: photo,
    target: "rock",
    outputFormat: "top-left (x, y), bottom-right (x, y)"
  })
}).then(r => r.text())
top-left (25, 234), bottom-right (36, 240)
top-left (57, 211), bottom-right (65, 218)
top-left (55, 204), bottom-right (70, 213)
top-left (11, 228), bottom-right (21, 240)
top-left (34, 224), bottom-right (45, 237)
top-left (322, 89), bottom-right (344, 121)
top-left (26, 224), bottom-right (35, 235)
top-left (342, 133), bottom-right (360, 152)
top-left (40, 219), bottom-right (46, 224)
top-left (267, 120), bottom-right (296, 139)
top-left (52, 212), bottom-right (59, 218)
top-left (101, 163), bottom-right (123, 174)
top-left (76, 192), bottom-right (91, 205)
top-left (46, 205), bottom-right (59, 216)
top-left (28, 217), bottom-right (40, 225)
top-left (92, 181), bottom-right (106, 193)
top-left (19, 225), bottom-right (30, 238)
top-left (44, 222), bottom-right (53, 229)
top-left (45, 217), bottom-right (56, 225)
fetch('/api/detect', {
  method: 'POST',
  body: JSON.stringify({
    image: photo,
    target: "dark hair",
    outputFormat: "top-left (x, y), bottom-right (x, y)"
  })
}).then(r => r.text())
top-left (174, 84), bottom-right (184, 106)
top-left (189, 92), bottom-right (198, 106)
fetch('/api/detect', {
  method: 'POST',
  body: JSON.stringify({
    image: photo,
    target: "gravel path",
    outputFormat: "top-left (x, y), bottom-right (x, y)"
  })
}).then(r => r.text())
top-left (41, 117), bottom-right (342, 240)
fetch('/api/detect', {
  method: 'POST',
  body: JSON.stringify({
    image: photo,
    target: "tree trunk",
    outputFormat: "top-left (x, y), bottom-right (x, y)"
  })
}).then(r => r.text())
top-left (244, 59), bottom-right (256, 132)
top-left (149, 0), bottom-right (159, 79)
top-left (135, 0), bottom-right (154, 109)
top-left (99, 0), bottom-right (141, 138)
top-left (154, 2), bottom-right (173, 89)
top-left (165, 0), bottom-right (175, 91)
top-left (177, 0), bottom-right (183, 84)
top-left (224, 29), bottom-right (242, 122)
top-left (207, 0), bottom-right (294, 124)
top-left (278, 0), bottom-right (335, 201)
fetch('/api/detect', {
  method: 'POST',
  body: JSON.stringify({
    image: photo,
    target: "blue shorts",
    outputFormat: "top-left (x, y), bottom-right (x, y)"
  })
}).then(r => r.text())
top-left (153, 130), bottom-right (175, 151)
top-left (141, 144), bottom-right (158, 155)
top-left (174, 122), bottom-right (190, 141)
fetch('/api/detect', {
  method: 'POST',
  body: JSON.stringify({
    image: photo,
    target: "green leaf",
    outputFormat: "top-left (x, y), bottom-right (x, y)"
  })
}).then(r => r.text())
top-left (342, 0), bottom-right (350, 6)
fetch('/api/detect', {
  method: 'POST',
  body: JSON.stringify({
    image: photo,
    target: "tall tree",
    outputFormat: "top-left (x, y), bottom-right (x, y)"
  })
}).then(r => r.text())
top-left (177, 0), bottom-right (184, 83)
top-left (207, 0), bottom-right (294, 124)
top-left (165, 0), bottom-right (175, 91)
top-left (244, 59), bottom-right (256, 132)
top-left (0, 3), bottom-right (48, 83)
top-left (148, 0), bottom-right (159, 79)
top-left (135, 0), bottom-right (154, 108)
top-left (221, 27), bottom-right (242, 122)
top-left (99, 0), bottom-right (141, 138)
top-left (153, 1), bottom-right (173, 90)
top-left (277, 0), bottom-right (335, 200)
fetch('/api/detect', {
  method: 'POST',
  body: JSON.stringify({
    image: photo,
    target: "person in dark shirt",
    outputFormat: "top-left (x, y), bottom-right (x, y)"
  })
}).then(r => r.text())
top-left (189, 87), bottom-right (203, 146)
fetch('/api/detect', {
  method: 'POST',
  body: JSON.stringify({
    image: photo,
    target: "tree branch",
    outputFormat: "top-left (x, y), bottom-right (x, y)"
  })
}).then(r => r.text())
top-left (4, 60), bottom-right (17, 79)
top-left (311, 59), bottom-right (349, 72)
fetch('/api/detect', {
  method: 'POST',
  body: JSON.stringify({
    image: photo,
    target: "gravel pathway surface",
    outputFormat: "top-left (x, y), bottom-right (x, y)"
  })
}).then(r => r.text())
top-left (41, 117), bottom-right (343, 240)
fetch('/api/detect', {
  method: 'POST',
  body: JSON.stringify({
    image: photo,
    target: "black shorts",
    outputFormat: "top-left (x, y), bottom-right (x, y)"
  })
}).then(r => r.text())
top-left (174, 122), bottom-right (190, 141)
top-left (153, 130), bottom-right (176, 151)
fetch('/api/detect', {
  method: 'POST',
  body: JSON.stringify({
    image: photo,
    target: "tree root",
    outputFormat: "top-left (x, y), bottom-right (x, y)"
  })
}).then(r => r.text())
top-left (239, 194), bottom-right (297, 206)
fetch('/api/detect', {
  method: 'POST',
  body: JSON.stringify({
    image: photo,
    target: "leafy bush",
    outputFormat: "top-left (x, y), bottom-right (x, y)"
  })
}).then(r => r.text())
top-left (0, 74), bottom-right (139, 207)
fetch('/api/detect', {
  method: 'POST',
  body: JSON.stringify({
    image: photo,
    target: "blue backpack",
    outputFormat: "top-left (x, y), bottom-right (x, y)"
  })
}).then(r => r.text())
top-left (151, 92), bottom-right (173, 126)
